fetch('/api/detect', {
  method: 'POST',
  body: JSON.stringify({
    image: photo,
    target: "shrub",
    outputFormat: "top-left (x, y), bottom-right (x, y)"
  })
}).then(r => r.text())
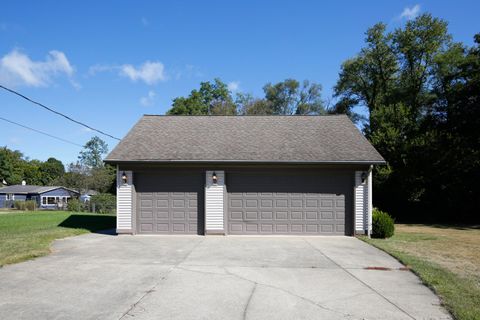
top-left (372, 208), bottom-right (395, 238)
top-left (90, 193), bottom-right (116, 214)
top-left (67, 198), bottom-right (82, 212)
top-left (24, 200), bottom-right (37, 211)
top-left (14, 200), bottom-right (26, 211)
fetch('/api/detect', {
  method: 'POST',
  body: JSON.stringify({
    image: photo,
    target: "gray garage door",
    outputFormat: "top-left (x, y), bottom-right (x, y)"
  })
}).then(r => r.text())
top-left (135, 171), bottom-right (203, 234)
top-left (227, 171), bottom-right (350, 235)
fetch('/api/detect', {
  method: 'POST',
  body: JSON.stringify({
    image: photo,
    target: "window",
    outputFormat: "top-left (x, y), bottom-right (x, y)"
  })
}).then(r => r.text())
top-left (6, 194), bottom-right (14, 200)
top-left (47, 197), bottom-right (56, 205)
top-left (42, 197), bottom-right (47, 205)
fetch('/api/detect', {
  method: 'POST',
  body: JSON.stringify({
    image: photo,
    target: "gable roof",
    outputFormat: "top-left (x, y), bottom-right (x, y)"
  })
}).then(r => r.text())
top-left (105, 115), bottom-right (385, 164)
top-left (0, 185), bottom-right (79, 195)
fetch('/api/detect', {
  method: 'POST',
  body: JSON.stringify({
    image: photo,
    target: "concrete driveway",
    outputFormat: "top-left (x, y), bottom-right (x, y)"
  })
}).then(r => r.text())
top-left (0, 233), bottom-right (451, 320)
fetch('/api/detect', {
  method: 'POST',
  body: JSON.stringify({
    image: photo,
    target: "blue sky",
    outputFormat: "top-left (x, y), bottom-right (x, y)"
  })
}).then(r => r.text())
top-left (0, 1), bottom-right (478, 165)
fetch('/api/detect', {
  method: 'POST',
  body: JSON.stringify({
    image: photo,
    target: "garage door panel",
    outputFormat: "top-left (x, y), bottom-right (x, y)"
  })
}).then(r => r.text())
top-left (136, 172), bottom-right (202, 234)
top-left (227, 172), bottom-right (349, 235)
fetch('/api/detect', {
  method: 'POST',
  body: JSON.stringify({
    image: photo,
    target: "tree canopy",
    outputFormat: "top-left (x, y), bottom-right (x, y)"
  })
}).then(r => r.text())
top-left (78, 136), bottom-right (109, 168)
top-left (166, 78), bottom-right (325, 115)
top-left (334, 14), bottom-right (479, 222)
top-left (0, 147), bottom-right (65, 186)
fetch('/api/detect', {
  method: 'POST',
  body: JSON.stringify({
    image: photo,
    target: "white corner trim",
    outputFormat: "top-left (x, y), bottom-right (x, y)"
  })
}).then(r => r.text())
top-left (354, 170), bottom-right (369, 234)
top-left (117, 167), bottom-right (133, 232)
top-left (205, 170), bottom-right (225, 232)
top-left (367, 166), bottom-right (373, 236)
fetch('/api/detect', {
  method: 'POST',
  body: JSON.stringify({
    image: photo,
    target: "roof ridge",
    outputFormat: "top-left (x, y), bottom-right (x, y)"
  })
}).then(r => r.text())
top-left (142, 114), bottom-right (348, 117)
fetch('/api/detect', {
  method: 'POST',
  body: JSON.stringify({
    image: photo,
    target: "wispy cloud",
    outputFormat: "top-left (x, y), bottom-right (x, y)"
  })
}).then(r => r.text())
top-left (0, 49), bottom-right (77, 88)
top-left (399, 4), bottom-right (421, 20)
top-left (141, 17), bottom-right (149, 26)
top-left (88, 61), bottom-right (167, 85)
top-left (120, 61), bottom-right (166, 85)
top-left (140, 90), bottom-right (156, 106)
top-left (228, 81), bottom-right (240, 92)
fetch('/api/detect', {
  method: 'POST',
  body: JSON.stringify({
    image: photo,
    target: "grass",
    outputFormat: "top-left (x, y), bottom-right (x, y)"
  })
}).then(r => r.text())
top-left (362, 224), bottom-right (480, 320)
top-left (0, 211), bottom-right (115, 266)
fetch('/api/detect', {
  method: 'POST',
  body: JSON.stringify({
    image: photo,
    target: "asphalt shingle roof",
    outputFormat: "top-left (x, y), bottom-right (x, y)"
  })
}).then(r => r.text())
top-left (105, 115), bottom-right (385, 164)
top-left (0, 185), bottom-right (78, 195)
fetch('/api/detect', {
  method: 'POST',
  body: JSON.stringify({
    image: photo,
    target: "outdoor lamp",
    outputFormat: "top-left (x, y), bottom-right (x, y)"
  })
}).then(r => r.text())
top-left (212, 172), bottom-right (218, 184)
top-left (122, 172), bottom-right (128, 184)
top-left (361, 172), bottom-right (367, 183)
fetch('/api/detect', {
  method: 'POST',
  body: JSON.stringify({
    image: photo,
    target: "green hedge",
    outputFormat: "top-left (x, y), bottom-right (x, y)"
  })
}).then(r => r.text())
top-left (372, 208), bottom-right (395, 238)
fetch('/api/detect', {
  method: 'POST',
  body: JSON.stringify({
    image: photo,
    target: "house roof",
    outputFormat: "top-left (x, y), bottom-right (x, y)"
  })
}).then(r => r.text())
top-left (0, 185), bottom-right (79, 195)
top-left (105, 115), bottom-right (385, 164)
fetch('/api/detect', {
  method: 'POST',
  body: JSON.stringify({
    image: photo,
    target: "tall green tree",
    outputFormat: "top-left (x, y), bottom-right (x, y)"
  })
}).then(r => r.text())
top-left (334, 13), bottom-right (479, 222)
top-left (0, 147), bottom-right (24, 185)
top-left (78, 136), bottom-right (109, 168)
top-left (40, 157), bottom-right (65, 185)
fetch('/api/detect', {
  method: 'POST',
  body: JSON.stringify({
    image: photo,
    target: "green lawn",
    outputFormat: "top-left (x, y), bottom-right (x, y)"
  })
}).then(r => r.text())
top-left (362, 224), bottom-right (480, 320)
top-left (0, 211), bottom-right (115, 266)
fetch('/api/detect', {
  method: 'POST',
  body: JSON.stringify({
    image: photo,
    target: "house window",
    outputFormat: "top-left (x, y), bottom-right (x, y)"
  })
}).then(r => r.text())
top-left (47, 197), bottom-right (56, 205)
top-left (42, 197), bottom-right (47, 205)
top-left (6, 194), bottom-right (14, 200)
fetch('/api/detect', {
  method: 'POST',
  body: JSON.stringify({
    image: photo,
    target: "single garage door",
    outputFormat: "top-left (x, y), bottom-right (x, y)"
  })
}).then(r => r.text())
top-left (135, 171), bottom-right (203, 234)
top-left (227, 171), bottom-right (351, 235)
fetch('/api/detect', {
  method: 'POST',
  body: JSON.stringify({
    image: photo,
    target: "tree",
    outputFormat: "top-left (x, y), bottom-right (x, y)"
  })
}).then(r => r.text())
top-left (168, 78), bottom-right (325, 116)
top-left (0, 147), bottom-right (24, 185)
top-left (167, 78), bottom-right (236, 115)
top-left (262, 79), bottom-right (324, 115)
top-left (334, 13), bottom-right (479, 222)
top-left (40, 157), bottom-right (65, 185)
top-left (78, 136), bottom-right (108, 168)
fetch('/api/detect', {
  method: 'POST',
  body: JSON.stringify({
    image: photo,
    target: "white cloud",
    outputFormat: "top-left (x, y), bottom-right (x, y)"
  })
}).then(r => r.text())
top-left (399, 4), bottom-right (421, 20)
top-left (140, 90), bottom-right (156, 106)
top-left (87, 64), bottom-right (115, 76)
top-left (228, 81), bottom-right (240, 92)
top-left (141, 17), bottom-right (149, 26)
top-left (0, 49), bottom-right (76, 87)
top-left (120, 61), bottom-right (166, 85)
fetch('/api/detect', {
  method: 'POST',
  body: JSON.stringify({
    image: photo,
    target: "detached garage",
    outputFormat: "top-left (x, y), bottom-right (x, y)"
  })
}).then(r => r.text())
top-left (105, 115), bottom-right (384, 236)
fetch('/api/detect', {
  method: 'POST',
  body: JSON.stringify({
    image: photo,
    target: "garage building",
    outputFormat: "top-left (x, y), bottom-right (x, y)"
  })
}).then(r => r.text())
top-left (105, 115), bottom-right (384, 236)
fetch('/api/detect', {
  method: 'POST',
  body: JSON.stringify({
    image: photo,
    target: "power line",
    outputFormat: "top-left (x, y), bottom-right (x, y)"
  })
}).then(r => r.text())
top-left (0, 116), bottom-right (84, 147)
top-left (0, 85), bottom-right (121, 141)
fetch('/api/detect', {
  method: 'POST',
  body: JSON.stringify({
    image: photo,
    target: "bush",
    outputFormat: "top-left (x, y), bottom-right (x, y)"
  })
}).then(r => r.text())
top-left (90, 193), bottom-right (116, 214)
top-left (67, 198), bottom-right (82, 212)
top-left (14, 201), bottom-right (26, 211)
top-left (24, 200), bottom-right (37, 211)
top-left (13, 200), bottom-right (36, 211)
top-left (372, 208), bottom-right (395, 238)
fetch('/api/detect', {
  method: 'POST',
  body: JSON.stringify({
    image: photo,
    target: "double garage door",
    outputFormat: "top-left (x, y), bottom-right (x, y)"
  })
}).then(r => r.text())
top-left (135, 170), bottom-right (350, 235)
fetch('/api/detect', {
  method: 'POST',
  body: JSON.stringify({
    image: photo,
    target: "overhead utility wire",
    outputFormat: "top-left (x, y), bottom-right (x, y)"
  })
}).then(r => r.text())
top-left (0, 116), bottom-right (84, 147)
top-left (0, 85), bottom-right (120, 141)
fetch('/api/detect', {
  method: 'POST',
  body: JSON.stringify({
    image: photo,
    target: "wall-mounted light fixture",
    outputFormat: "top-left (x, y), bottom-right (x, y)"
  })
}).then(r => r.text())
top-left (212, 172), bottom-right (218, 184)
top-left (361, 172), bottom-right (367, 183)
top-left (122, 172), bottom-right (128, 184)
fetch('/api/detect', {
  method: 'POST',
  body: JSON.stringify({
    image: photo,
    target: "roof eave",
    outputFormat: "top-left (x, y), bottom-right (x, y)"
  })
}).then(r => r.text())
top-left (104, 159), bottom-right (386, 165)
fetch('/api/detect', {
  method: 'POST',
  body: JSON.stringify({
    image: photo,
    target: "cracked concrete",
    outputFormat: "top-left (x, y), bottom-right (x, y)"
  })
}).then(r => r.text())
top-left (0, 234), bottom-right (452, 320)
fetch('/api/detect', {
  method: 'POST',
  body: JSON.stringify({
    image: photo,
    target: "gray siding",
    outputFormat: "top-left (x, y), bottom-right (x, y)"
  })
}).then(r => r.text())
top-left (0, 194), bottom-right (26, 208)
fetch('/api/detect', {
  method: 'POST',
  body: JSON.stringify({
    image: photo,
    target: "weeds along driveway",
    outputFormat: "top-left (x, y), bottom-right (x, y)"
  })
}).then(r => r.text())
top-left (0, 233), bottom-right (451, 320)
